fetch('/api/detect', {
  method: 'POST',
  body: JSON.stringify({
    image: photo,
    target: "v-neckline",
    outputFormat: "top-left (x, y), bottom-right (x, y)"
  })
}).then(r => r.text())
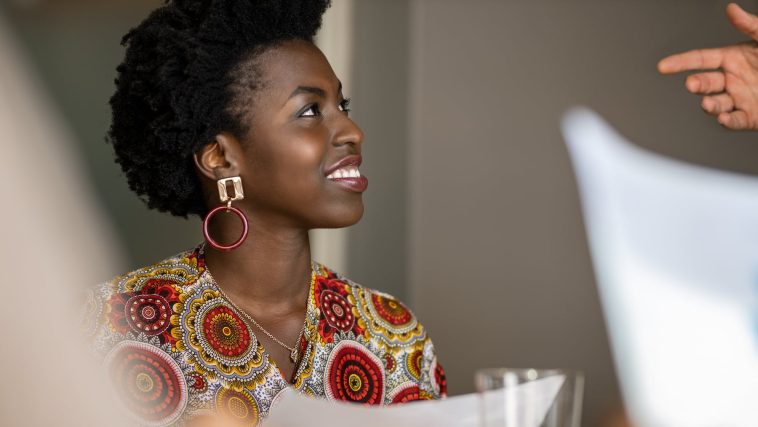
top-left (196, 246), bottom-right (319, 386)
top-left (264, 282), bottom-right (317, 386)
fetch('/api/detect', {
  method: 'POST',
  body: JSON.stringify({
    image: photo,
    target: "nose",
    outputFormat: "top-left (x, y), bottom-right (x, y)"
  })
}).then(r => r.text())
top-left (332, 114), bottom-right (364, 149)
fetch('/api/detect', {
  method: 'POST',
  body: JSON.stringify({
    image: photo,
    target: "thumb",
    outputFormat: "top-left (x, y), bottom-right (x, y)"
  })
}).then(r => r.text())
top-left (726, 3), bottom-right (758, 41)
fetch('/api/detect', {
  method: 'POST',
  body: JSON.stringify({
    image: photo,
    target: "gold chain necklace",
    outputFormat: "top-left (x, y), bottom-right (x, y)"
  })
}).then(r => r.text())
top-left (202, 246), bottom-right (313, 363)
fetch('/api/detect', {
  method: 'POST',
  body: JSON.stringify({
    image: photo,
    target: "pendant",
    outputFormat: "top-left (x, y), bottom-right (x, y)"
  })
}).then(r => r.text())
top-left (290, 347), bottom-right (298, 363)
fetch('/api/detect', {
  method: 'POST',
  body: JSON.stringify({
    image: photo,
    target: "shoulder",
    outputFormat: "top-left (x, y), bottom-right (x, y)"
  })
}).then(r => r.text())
top-left (82, 247), bottom-right (205, 353)
top-left (310, 262), bottom-right (448, 400)
top-left (82, 248), bottom-right (222, 425)
top-left (104, 247), bottom-right (205, 295)
top-left (312, 262), bottom-right (426, 347)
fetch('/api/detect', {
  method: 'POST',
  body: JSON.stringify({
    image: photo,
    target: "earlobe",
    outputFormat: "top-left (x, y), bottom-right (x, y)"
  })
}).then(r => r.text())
top-left (193, 133), bottom-right (243, 181)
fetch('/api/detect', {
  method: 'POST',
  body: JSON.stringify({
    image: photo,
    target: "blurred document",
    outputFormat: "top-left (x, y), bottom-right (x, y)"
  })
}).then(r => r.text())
top-left (562, 108), bottom-right (758, 427)
top-left (265, 376), bottom-right (564, 427)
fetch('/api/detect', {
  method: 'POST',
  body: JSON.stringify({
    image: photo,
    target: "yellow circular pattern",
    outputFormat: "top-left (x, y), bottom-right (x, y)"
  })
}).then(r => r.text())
top-left (228, 396), bottom-right (249, 419)
top-left (215, 387), bottom-right (259, 425)
top-left (348, 373), bottom-right (362, 392)
top-left (135, 373), bottom-right (154, 393)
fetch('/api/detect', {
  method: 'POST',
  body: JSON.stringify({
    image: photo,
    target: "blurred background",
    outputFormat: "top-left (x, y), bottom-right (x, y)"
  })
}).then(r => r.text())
top-left (2, 0), bottom-right (757, 425)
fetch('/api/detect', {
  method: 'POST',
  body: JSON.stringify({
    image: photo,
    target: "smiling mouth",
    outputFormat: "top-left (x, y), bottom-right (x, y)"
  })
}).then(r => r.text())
top-left (326, 165), bottom-right (361, 179)
top-left (324, 155), bottom-right (368, 193)
top-left (325, 165), bottom-right (368, 192)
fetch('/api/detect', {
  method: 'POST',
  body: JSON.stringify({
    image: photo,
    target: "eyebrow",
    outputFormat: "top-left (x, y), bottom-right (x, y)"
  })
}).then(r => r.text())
top-left (287, 81), bottom-right (344, 100)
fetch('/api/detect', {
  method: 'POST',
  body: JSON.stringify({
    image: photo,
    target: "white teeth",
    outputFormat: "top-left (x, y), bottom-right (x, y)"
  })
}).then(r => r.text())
top-left (327, 165), bottom-right (361, 180)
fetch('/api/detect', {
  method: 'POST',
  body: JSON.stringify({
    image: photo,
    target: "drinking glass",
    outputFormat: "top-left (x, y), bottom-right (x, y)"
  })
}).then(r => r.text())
top-left (476, 368), bottom-right (584, 427)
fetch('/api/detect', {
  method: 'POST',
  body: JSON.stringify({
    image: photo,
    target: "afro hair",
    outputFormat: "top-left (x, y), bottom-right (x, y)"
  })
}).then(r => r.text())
top-left (108, 0), bottom-right (331, 217)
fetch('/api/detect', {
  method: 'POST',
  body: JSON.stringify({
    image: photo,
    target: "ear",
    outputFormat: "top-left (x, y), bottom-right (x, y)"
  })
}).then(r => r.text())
top-left (193, 133), bottom-right (245, 181)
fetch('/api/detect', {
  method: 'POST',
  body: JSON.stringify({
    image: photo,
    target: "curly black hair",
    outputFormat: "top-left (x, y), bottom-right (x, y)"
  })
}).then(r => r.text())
top-left (108, 0), bottom-right (331, 217)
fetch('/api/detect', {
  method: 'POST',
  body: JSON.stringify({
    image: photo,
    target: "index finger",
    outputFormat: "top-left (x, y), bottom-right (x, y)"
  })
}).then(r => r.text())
top-left (657, 48), bottom-right (725, 74)
top-left (727, 3), bottom-right (758, 41)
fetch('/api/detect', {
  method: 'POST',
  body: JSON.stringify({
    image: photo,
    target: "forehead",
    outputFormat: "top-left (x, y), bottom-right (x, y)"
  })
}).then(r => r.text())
top-left (256, 40), bottom-right (340, 96)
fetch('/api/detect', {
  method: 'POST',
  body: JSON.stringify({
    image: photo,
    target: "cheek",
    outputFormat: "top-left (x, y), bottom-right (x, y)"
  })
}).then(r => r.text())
top-left (242, 127), bottom-right (364, 227)
top-left (279, 136), bottom-right (325, 188)
top-left (249, 133), bottom-right (327, 201)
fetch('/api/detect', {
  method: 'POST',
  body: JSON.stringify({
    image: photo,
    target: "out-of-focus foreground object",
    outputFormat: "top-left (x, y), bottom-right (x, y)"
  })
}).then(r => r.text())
top-left (563, 107), bottom-right (758, 427)
top-left (0, 8), bottom-right (124, 427)
top-left (265, 381), bottom-right (562, 427)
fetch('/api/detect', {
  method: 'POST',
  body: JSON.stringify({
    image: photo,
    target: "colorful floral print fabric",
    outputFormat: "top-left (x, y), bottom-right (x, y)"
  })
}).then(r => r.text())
top-left (83, 247), bottom-right (446, 426)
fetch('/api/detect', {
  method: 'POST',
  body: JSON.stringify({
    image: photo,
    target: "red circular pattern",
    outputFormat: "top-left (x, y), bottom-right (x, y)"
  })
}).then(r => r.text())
top-left (390, 383), bottom-right (422, 404)
top-left (384, 354), bottom-right (396, 372)
top-left (202, 306), bottom-right (251, 358)
top-left (325, 341), bottom-right (385, 404)
top-left (125, 295), bottom-right (171, 336)
top-left (105, 341), bottom-right (187, 426)
top-left (190, 374), bottom-right (207, 392)
top-left (142, 280), bottom-right (181, 299)
top-left (320, 290), bottom-right (355, 332)
top-left (141, 306), bottom-right (157, 320)
top-left (332, 304), bottom-right (344, 317)
top-left (370, 294), bottom-right (413, 326)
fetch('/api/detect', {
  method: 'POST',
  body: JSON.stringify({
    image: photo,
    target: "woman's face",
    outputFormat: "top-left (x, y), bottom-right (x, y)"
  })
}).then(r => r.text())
top-left (235, 40), bottom-right (366, 230)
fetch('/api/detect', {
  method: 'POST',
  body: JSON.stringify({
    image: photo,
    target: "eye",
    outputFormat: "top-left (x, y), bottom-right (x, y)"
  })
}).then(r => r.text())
top-left (299, 104), bottom-right (321, 117)
top-left (339, 98), bottom-right (352, 115)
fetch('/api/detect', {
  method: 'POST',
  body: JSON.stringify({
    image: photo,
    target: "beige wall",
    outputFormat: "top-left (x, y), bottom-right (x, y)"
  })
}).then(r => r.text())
top-left (401, 0), bottom-right (758, 425)
top-left (347, 0), bottom-right (412, 301)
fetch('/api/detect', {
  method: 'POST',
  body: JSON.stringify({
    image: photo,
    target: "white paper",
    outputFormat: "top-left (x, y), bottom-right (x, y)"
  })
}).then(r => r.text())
top-left (264, 376), bottom-right (565, 427)
top-left (562, 108), bottom-right (758, 427)
top-left (479, 375), bottom-right (566, 427)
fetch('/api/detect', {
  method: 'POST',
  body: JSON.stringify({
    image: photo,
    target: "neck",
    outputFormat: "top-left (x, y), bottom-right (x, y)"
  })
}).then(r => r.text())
top-left (203, 214), bottom-right (312, 315)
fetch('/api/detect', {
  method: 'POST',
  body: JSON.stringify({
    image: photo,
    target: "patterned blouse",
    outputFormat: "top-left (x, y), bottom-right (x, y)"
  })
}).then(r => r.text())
top-left (83, 246), bottom-right (446, 426)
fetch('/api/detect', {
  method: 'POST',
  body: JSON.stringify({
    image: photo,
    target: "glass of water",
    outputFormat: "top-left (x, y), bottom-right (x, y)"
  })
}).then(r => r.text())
top-left (475, 368), bottom-right (584, 427)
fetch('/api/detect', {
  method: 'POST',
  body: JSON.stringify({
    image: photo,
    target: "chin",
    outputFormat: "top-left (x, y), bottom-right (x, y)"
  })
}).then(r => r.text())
top-left (315, 201), bottom-right (364, 228)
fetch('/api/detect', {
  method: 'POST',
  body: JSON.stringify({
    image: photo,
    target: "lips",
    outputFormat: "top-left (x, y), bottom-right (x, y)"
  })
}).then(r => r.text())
top-left (324, 154), bottom-right (368, 193)
top-left (324, 155), bottom-right (362, 176)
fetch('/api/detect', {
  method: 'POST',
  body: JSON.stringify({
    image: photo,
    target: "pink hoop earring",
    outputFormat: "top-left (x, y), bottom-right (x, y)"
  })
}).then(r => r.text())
top-left (202, 176), bottom-right (249, 251)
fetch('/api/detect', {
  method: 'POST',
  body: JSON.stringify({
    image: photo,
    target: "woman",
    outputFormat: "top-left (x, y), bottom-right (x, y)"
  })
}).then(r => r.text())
top-left (83, 1), bottom-right (445, 425)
